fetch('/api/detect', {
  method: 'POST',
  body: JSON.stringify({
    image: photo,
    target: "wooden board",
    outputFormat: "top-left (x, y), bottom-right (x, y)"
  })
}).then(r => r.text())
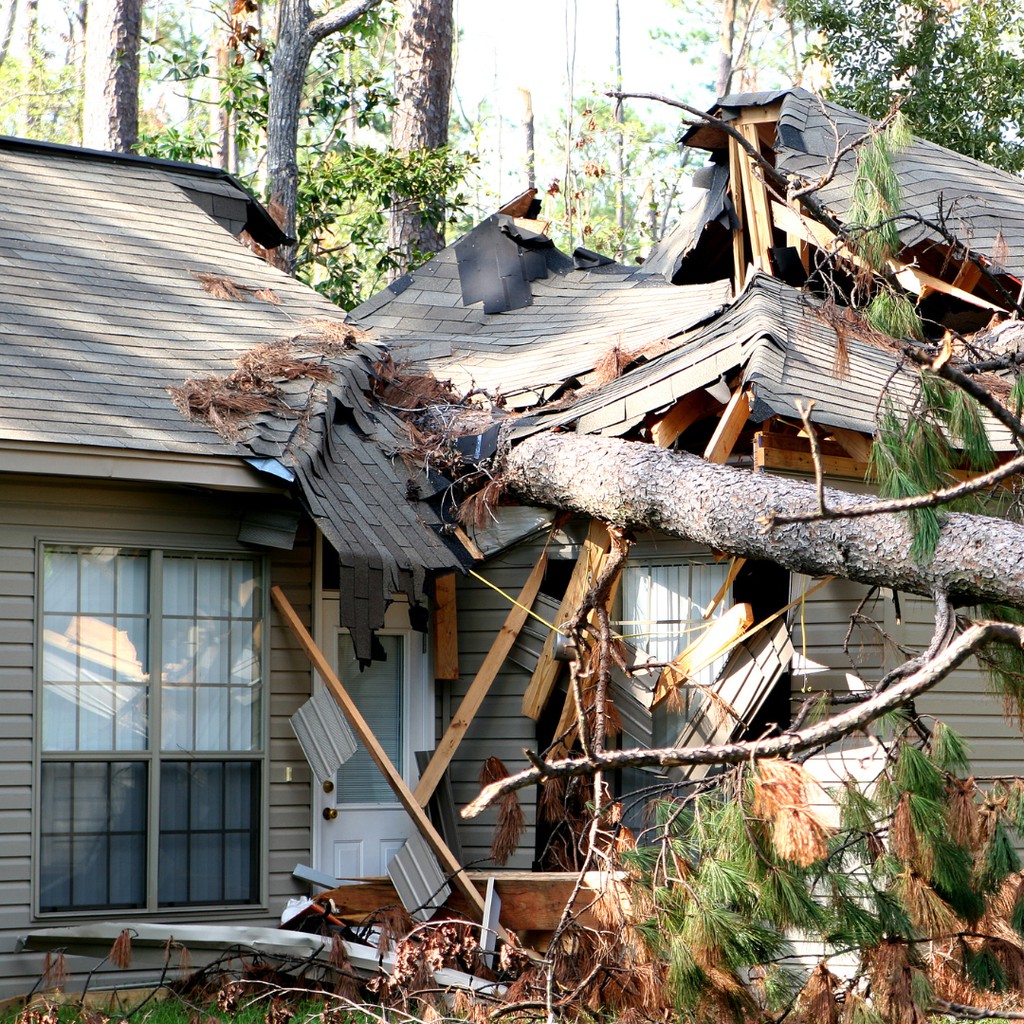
top-left (703, 387), bottom-right (752, 464)
top-left (651, 390), bottom-right (724, 448)
top-left (737, 122), bottom-right (774, 272)
top-left (754, 431), bottom-right (869, 480)
top-left (521, 522), bottom-right (610, 720)
top-left (316, 871), bottom-right (622, 932)
top-left (653, 602), bottom-right (755, 708)
top-left (270, 587), bottom-right (495, 932)
top-left (433, 574), bottom-right (459, 681)
top-left (414, 553), bottom-right (548, 806)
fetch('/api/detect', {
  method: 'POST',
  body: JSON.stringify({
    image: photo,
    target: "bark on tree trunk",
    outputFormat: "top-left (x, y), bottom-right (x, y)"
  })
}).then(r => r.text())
top-left (502, 432), bottom-right (1024, 609)
top-left (387, 0), bottom-right (453, 280)
top-left (265, 0), bottom-right (384, 274)
top-left (83, 0), bottom-right (142, 152)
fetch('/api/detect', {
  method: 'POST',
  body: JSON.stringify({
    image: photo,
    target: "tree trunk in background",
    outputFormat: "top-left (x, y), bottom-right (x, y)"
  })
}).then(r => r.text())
top-left (716, 0), bottom-right (736, 98)
top-left (387, 0), bottom-right (453, 280)
top-left (266, 0), bottom-right (383, 274)
top-left (0, 0), bottom-right (19, 70)
top-left (83, 0), bottom-right (142, 152)
top-left (503, 432), bottom-right (1024, 609)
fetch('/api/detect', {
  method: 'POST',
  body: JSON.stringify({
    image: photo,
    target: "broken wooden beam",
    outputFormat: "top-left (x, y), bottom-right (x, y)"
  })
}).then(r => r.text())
top-left (652, 602), bottom-right (755, 708)
top-left (754, 430), bottom-right (869, 479)
top-left (522, 521), bottom-right (610, 720)
top-left (415, 553), bottom-right (548, 806)
top-left (650, 389), bottom-right (724, 448)
top-left (703, 387), bottom-right (752, 464)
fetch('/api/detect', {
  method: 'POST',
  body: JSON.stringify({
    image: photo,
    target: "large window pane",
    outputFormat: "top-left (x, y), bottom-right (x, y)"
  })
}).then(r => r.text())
top-left (41, 548), bottom-right (149, 752)
top-left (40, 547), bottom-right (263, 914)
top-left (161, 557), bottom-right (261, 753)
top-left (334, 634), bottom-right (403, 804)
top-left (39, 761), bottom-right (147, 912)
top-left (158, 761), bottom-right (260, 907)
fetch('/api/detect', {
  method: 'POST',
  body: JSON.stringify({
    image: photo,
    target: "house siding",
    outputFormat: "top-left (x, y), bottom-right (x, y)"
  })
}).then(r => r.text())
top-left (0, 474), bottom-right (313, 997)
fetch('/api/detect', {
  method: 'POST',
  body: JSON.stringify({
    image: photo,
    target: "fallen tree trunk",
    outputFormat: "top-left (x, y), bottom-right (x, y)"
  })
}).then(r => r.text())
top-left (502, 432), bottom-right (1024, 608)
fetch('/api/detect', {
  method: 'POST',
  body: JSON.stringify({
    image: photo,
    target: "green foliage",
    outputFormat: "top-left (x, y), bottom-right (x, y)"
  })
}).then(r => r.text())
top-left (784, 0), bottom-right (1024, 172)
top-left (977, 604), bottom-right (1024, 720)
top-left (929, 722), bottom-right (970, 776)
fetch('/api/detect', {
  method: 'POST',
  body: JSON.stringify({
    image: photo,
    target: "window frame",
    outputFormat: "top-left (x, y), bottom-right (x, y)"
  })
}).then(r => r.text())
top-left (33, 536), bottom-right (271, 920)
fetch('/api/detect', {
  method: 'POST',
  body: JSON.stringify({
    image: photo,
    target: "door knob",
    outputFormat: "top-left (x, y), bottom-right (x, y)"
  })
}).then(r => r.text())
top-left (322, 780), bottom-right (335, 793)
top-left (322, 807), bottom-right (338, 820)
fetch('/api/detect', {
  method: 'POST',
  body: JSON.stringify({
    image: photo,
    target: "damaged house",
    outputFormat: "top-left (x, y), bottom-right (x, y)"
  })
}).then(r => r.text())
top-left (4, 85), bottom-right (1024, 995)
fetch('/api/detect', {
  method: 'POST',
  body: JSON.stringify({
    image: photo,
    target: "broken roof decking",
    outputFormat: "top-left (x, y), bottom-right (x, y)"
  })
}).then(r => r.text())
top-left (513, 274), bottom-right (952, 443)
top-left (348, 216), bottom-right (733, 405)
top-left (692, 89), bottom-right (1024, 280)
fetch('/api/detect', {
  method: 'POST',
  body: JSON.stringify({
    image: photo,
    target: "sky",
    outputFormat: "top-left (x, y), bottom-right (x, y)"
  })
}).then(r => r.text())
top-left (449, 0), bottom-right (717, 211)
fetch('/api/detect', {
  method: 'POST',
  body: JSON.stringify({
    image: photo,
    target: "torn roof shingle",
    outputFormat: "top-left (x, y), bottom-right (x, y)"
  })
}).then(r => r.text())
top-left (349, 217), bottom-right (733, 406)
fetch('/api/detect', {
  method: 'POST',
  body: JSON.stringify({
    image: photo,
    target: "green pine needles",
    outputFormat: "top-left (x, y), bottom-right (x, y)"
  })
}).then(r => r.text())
top-left (619, 740), bottom-right (1024, 1022)
top-left (869, 373), bottom-right (995, 562)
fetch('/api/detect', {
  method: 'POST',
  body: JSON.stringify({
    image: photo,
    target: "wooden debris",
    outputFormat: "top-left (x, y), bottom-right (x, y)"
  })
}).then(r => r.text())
top-left (703, 387), bottom-right (752, 463)
top-left (522, 522), bottom-right (610, 720)
top-left (650, 389), bottom-right (724, 448)
top-left (652, 602), bottom-right (755, 708)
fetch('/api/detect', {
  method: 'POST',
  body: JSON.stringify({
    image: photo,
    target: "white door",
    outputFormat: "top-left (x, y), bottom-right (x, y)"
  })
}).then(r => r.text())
top-left (315, 599), bottom-right (433, 880)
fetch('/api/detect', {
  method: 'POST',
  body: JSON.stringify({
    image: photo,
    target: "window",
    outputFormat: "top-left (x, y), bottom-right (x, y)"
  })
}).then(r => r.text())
top-left (38, 547), bottom-right (264, 914)
top-left (620, 558), bottom-right (730, 747)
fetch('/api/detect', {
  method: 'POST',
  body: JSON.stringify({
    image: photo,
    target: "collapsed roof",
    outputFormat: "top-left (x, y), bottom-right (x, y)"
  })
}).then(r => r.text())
top-left (350, 88), bottom-right (1024, 488)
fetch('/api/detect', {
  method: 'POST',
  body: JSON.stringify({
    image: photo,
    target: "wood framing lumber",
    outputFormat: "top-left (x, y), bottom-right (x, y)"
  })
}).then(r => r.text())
top-left (652, 602), bottom-right (755, 708)
top-left (522, 521), bottom-right (610, 720)
top-left (432, 574), bottom-right (459, 681)
top-left (755, 431), bottom-right (869, 479)
top-left (414, 552), bottom-right (549, 806)
top-left (651, 390), bottom-right (724, 448)
top-left (270, 587), bottom-right (497, 931)
top-left (703, 387), bottom-right (752, 464)
top-left (829, 426), bottom-right (874, 464)
top-left (737, 122), bottom-right (774, 271)
top-left (728, 138), bottom-right (747, 286)
top-left (770, 200), bottom-right (1006, 313)
top-left (452, 525), bottom-right (485, 561)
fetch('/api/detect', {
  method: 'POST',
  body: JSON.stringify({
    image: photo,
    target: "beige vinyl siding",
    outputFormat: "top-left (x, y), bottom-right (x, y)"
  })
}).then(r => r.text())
top-left (449, 536), bottom-right (550, 869)
top-left (0, 474), bottom-right (313, 997)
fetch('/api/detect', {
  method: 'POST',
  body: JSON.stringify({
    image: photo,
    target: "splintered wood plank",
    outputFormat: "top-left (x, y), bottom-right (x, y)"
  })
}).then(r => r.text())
top-left (451, 525), bottom-right (485, 561)
top-left (703, 387), bottom-right (751, 464)
top-left (829, 427), bottom-right (874, 465)
top-left (737, 122), bottom-right (774, 272)
top-left (703, 556), bottom-right (746, 618)
top-left (270, 587), bottom-right (493, 929)
top-left (728, 138), bottom-right (747, 287)
top-left (651, 390), bottom-right (724, 448)
top-left (432, 574), bottom-right (459, 681)
top-left (522, 521), bottom-right (610, 720)
top-left (770, 200), bottom-right (1006, 313)
top-left (415, 552), bottom-right (548, 806)
top-left (652, 602), bottom-right (755, 708)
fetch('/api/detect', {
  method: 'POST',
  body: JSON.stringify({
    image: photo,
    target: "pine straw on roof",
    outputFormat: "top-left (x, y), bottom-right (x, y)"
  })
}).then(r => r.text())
top-left (169, 322), bottom-right (370, 439)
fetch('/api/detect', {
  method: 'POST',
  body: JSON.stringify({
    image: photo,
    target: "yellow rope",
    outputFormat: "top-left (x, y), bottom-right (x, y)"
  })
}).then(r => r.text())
top-left (467, 567), bottom-right (567, 635)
